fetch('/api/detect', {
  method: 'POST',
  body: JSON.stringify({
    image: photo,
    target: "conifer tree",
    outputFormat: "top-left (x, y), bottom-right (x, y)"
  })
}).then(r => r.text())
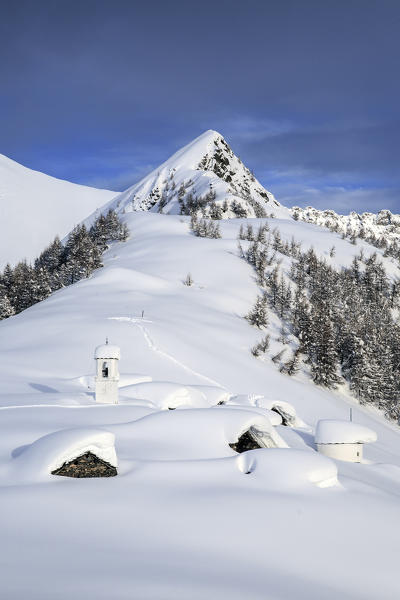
top-left (9, 261), bottom-right (35, 312)
top-left (31, 267), bottom-right (52, 304)
top-left (309, 301), bottom-right (340, 388)
top-left (35, 236), bottom-right (63, 273)
top-left (0, 209), bottom-right (128, 320)
top-left (251, 334), bottom-right (270, 357)
top-left (1, 263), bottom-right (13, 292)
top-left (246, 294), bottom-right (269, 329)
top-left (280, 349), bottom-right (301, 376)
top-left (0, 286), bottom-right (14, 319)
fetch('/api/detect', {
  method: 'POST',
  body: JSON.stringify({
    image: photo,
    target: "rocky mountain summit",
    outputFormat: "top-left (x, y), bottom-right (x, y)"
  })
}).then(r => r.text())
top-left (105, 130), bottom-right (290, 220)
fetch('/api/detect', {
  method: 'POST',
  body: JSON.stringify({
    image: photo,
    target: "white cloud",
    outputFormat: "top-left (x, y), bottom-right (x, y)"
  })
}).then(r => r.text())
top-left (217, 115), bottom-right (295, 141)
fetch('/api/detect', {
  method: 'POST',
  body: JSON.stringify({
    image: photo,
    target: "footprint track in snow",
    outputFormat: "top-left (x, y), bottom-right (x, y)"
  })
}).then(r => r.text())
top-left (108, 316), bottom-right (223, 388)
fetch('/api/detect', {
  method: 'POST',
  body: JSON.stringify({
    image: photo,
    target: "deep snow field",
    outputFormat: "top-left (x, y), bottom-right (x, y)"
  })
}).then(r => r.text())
top-left (1, 211), bottom-right (400, 599)
top-left (0, 153), bottom-right (115, 268)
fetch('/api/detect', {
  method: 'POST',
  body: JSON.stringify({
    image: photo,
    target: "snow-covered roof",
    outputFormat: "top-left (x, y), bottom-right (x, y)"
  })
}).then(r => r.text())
top-left (120, 380), bottom-right (230, 409)
top-left (315, 420), bottom-right (377, 445)
top-left (95, 344), bottom-right (120, 359)
top-left (110, 408), bottom-right (288, 461)
top-left (236, 448), bottom-right (338, 489)
top-left (254, 398), bottom-right (308, 429)
top-left (14, 428), bottom-right (118, 477)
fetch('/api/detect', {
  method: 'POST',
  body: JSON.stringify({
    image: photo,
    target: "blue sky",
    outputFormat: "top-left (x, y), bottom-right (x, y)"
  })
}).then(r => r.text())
top-left (1, 0), bottom-right (399, 213)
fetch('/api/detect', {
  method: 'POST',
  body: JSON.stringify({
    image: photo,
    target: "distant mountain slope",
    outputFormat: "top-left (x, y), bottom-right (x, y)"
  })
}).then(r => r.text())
top-left (291, 205), bottom-right (400, 250)
top-left (103, 130), bottom-right (290, 219)
top-left (0, 153), bottom-right (116, 268)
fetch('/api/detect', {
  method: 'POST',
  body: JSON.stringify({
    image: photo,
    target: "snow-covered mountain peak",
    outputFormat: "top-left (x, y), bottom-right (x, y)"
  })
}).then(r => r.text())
top-left (169, 129), bottom-right (225, 166)
top-left (105, 130), bottom-right (289, 219)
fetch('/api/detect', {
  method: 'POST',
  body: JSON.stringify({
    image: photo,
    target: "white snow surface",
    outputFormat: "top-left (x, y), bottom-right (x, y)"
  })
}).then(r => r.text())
top-left (0, 152), bottom-right (115, 268)
top-left (108, 407), bottom-right (287, 461)
top-left (1, 141), bottom-right (400, 597)
top-left (119, 380), bottom-right (222, 409)
top-left (1, 211), bottom-right (400, 598)
top-left (315, 419), bottom-right (378, 444)
top-left (94, 343), bottom-right (121, 359)
top-left (218, 401), bottom-right (284, 426)
top-left (235, 448), bottom-right (338, 488)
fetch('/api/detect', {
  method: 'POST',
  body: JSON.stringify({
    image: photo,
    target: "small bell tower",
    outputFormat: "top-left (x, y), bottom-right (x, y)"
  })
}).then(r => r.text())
top-left (94, 339), bottom-right (120, 404)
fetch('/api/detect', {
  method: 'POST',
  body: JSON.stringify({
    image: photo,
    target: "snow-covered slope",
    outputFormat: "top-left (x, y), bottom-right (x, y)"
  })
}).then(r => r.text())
top-left (102, 130), bottom-right (289, 219)
top-left (0, 153), bottom-right (116, 268)
top-left (1, 209), bottom-right (400, 599)
top-left (292, 205), bottom-right (400, 245)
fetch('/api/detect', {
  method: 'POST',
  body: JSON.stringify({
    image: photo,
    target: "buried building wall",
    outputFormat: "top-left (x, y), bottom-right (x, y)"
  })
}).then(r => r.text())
top-left (316, 443), bottom-right (363, 463)
top-left (230, 426), bottom-right (282, 453)
top-left (51, 451), bottom-right (118, 478)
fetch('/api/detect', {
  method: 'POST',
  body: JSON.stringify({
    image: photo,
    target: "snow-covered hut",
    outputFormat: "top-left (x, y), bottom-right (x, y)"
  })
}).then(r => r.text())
top-left (95, 341), bottom-right (120, 404)
top-left (315, 419), bottom-right (377, 463)
top-left (14, 428), bottom-right (118, 479)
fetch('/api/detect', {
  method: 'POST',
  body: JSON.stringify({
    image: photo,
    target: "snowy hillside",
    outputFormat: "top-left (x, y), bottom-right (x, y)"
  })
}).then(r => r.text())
top-left (0, 153), bottom-right (116, 268)
top-left (292, 205), bottom-right (400, 251)
top-left (1, 206), bottom-right (400, 598)
top-left (101, 130), bottom-right (289, 220)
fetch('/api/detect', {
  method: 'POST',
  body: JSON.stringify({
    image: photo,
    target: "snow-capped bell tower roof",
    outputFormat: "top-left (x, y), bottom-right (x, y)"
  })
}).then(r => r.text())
top-left (94, 343), bottom-right (120, 360)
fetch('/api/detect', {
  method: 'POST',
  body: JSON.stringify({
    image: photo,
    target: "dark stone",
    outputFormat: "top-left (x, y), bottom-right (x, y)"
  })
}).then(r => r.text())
top-left (51, 451), bottom-right (117, 478)
top-left (229, 430), bottom-right (262, 453)
top-left (271, 406), bottom-right (292, 427)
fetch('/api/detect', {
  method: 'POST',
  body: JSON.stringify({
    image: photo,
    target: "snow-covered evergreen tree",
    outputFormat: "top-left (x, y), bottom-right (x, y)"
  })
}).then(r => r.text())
top-left (0, 286), bottom-right (14, 319)
top-left (246, 294), bottom-right (269, 329)
top-left (280, 349), bottom-right (301, 376)
top-left (0, 210), bottom-right (129, 320)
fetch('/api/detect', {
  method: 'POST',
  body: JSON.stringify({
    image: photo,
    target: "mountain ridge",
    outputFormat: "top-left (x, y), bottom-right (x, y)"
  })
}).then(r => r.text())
top-left (291, 204), bottom-right (400, 258)
top-left (0, 152), bottom-right (116, 268)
